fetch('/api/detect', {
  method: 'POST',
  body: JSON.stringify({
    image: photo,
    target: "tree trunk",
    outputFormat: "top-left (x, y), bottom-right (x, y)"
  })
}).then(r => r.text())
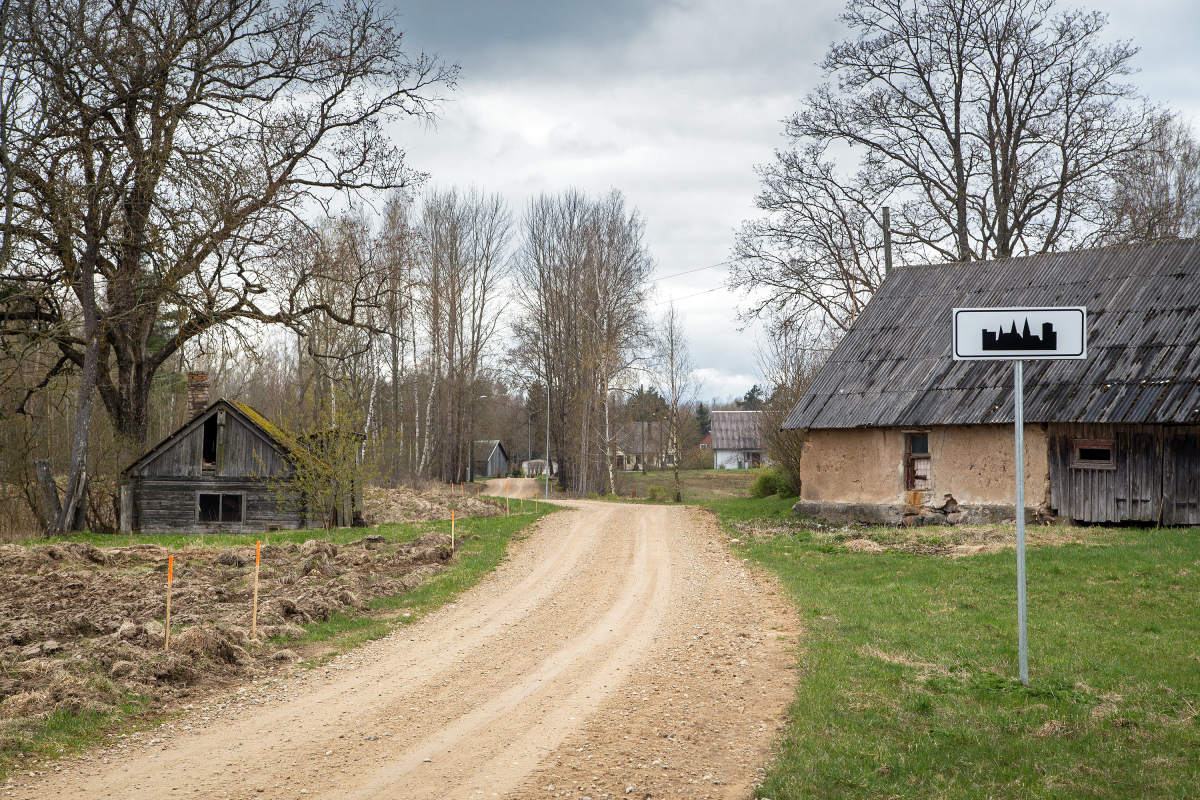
top-left (34, 459), bottom-right (61, 528)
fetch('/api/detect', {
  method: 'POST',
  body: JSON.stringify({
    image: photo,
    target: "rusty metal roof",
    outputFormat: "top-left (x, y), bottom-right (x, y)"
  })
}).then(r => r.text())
top-left (711, 411), bottom-right (765, 449)
top-left (783, 238), bottom-right (1200, 429)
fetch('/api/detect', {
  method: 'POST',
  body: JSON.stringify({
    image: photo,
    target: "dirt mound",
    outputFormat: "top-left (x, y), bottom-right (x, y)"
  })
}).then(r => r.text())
top-left (0, 532), bottom-right (455, 728)
top-left (364, 484), bottom-right (502, 524)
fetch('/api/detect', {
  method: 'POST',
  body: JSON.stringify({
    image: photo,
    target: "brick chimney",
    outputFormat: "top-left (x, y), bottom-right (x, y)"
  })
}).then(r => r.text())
top-left (187, 372), bottom-right (210, 417)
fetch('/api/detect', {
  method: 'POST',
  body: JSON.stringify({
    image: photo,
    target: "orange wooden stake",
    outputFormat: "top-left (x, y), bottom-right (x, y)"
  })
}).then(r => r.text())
top-left (251, 540), bottom-right (261, 640)
top-left (451, 509), bottom-right (456, 549)
top-left (164, 556), bottom-right (174, 651)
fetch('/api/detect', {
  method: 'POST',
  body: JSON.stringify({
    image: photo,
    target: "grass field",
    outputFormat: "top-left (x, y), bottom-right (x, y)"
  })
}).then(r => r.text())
top-left (702, 495), bottom-right (1200, 799)
top-left (609, 467), bottom-right (761, 502)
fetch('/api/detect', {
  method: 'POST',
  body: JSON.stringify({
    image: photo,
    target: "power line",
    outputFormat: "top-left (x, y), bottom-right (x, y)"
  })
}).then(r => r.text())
top-left (653, 260), bottom-right (730, 282)
top-left (650, 286), bottom-right (723, 306)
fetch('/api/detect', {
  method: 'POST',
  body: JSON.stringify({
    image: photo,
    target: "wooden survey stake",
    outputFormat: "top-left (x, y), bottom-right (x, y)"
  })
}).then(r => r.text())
top-left (164, 556), bottom-right (174, 650)
top-left (251, 540), bottom-right (261, 640)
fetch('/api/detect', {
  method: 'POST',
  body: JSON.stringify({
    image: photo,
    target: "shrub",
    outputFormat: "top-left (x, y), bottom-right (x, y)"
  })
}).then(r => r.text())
top-left (510, 467), bottom-right (525, 478)
top-left (750, 470), bottom-right (782, 498)
top-left (647, 485), bottom-right (665, 501)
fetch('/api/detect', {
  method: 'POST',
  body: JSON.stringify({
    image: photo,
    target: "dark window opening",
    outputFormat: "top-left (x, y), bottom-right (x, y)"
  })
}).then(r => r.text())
top-left (1071, 439), bottom-right (1115, 469)
top-left (198, 493), bottom-right (220, 522)
top-left (202, 417), bottom-right (218, 464)
top-left (197, 492), bottom-right (244, 524)
top-left (221, 494), bottom-right (243, 522)
top-left (905, 432), bottom-right (931, 490)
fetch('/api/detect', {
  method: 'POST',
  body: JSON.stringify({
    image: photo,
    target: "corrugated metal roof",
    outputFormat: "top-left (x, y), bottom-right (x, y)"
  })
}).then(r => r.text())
top-left (711, 411), bottom-right (765, 450)
top-left (784, 238), bottom-right (1200, 429)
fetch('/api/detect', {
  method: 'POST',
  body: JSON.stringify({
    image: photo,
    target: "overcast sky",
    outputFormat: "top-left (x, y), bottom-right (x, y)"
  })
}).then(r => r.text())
top-left (386, 0), bottom-right (1200, 403)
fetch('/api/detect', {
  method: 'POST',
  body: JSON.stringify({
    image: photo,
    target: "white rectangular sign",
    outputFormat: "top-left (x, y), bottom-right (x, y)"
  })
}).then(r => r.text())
top-left (952, 307), bottom-right (1086, 360)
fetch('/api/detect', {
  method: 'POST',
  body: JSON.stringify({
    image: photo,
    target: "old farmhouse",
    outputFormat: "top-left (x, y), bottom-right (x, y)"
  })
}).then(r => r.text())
top-left (784, 238), bottom-right (1200, 527)
top-left (711, 410), bottom-right (768, 469)
top-left (122, 374), bottom-right (363, 533)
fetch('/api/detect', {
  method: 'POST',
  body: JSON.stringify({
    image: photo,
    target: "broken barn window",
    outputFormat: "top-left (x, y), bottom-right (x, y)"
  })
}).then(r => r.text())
top-left (197, 492), bottom-right (245, 524)
top-left (1071, 439), bottom-right (1115, 469)
top-left (905, 432), bottom-right (931, 490)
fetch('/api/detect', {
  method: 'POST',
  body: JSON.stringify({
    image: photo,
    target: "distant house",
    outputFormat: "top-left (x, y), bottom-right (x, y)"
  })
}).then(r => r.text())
top-left (610, 423), bottom-right (674, 472)
top-left (784, 238), bottom-right (1200, 526)
top-left (698, 433), bottom-right (711, 450)
top-left (711, 411), bottom-right (767, 469)
top-left (122, 374), bottom-right (362, 533)
top-left (472, 440), bottom-right (511, 480)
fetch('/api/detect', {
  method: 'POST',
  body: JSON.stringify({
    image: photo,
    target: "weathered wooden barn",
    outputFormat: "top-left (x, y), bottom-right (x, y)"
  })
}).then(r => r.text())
top-left (784, 238), bottom-right (1200, 526)
top-left (471, 440), bottom-right (511, 480)
top-left (122, 378), bottom-right (362, 532)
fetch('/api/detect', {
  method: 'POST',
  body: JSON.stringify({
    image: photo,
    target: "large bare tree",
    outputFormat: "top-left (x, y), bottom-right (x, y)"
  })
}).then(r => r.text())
top-left (0, 0), bottom-right (456, 450)
top-left (732, 0), bottom-right (1152, 332)
top-left (511, 189), bottom-right (654, 494)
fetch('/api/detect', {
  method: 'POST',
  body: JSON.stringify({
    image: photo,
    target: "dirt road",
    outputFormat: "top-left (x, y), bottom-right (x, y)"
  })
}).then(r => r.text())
top-left (25, 500), bottom-right (797, 800)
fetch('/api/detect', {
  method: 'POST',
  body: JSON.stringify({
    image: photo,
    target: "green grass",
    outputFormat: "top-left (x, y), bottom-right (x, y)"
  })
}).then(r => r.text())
top-left (704, 497), bottom-right (1200, 799)
top-left (607, 468), bottom-right (760, 502)
top-left (0, 505), bottom-right (560, 776)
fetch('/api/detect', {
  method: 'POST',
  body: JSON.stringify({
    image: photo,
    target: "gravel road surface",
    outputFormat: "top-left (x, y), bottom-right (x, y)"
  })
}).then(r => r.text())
top-left (25, 496), bottom-right (797, 800)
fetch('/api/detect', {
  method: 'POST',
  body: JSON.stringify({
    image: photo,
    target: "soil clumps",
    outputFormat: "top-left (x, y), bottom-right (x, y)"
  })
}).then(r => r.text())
top-left (0, 530), bottom-right (454, 731)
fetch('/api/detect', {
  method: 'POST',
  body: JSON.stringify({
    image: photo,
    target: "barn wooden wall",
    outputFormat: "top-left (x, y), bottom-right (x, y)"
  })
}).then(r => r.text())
top-left (1048, 423), bottom-right (1200, 524)
top-left (130, 478), bottom-right (303, 533)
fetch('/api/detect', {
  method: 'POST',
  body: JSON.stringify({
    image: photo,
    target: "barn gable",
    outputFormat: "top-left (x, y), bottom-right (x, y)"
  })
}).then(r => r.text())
top-left (125, 400), bottom-right (295, 479)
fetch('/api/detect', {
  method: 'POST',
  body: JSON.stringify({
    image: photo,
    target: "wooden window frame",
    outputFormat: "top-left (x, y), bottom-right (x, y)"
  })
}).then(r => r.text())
top-left (1070, 438), bottom-right (1116, 470)
top-left (196, 491), bottom-right (246, 524)
top-left (904, 431), bottom-right (931, 491)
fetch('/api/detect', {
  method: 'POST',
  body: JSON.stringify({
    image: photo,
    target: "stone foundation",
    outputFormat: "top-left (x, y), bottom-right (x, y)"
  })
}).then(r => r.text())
top-left (792, 500), bottom-right (1041, 527)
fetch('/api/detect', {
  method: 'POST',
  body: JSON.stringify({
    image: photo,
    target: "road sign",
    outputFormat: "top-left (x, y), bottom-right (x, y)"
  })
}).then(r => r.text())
top-left (952, 307), bottom-right (1086, 360)
top-left (949, 306), bottom-right (1087, 685)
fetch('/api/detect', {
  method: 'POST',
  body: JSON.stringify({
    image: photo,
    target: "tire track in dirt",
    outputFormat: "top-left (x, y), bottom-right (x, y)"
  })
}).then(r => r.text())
top-left (27, 500), bottom-right (796, 800)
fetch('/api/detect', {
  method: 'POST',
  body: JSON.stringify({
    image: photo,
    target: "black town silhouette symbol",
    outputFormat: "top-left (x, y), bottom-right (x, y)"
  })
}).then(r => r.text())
top-left (982, 318), bottom-right (1058, 351)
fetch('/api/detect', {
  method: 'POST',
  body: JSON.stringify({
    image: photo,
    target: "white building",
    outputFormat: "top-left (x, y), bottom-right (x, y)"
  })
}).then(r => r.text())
top-left (711, 410), bottom-right (768, 469)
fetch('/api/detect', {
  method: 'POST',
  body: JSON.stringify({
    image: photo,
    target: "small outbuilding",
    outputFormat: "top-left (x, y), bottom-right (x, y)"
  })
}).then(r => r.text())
top-left (122, 376), bottom-right (362, 532)
top-left (784, 238), bottom-right (1200, 526)
top-left (711, 410), bottom-right (768, 469)
top-left (471, 440), bottom-right (511, 480)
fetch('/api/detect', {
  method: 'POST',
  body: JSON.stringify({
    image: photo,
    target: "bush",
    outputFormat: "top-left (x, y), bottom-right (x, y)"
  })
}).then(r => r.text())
top-left (647, 485), bottom-right (665, 501)
top-left (750, 470), bottom-right (783, 498)
top-left (510, 467), bottom-right (525, 478)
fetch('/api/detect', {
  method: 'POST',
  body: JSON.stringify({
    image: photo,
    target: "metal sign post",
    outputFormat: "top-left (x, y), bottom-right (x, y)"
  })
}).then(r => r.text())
top-left (953, 306), bottom-right (1086, 685)
top-left (1013, 360), bottom-right (1028, 684)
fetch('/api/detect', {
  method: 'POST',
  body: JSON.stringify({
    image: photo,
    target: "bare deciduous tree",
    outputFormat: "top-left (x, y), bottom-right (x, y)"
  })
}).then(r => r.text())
top-left (654, 301), bottom-right (696, 503)
top-left (1102, 112), bottom-right (1200, 243)
top-left (732, 0), bottom-right (1153, 333)
top-left (511, 189), bottom-right (654, 495)
top-left (0, 0), bottom-right (456, 448)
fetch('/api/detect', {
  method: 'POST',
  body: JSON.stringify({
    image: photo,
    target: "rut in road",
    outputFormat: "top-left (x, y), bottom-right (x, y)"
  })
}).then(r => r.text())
top-left (29, 500), bottom-right (796, 800)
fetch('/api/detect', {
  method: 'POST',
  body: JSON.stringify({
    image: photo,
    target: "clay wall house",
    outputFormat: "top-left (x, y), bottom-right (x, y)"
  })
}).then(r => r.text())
top-left (783, 238), bottom-right (1200, 527)
top-left (121, 373), bottom-right (363, 533)
top-left (711, 410), bottom-right (768, 469)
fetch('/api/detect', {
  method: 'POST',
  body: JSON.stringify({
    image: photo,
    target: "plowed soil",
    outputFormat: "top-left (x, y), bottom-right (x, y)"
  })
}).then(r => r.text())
top-left (0, 533), bottom-right (454, 724)
top-left (14, 499), bottom-right (799, 800)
